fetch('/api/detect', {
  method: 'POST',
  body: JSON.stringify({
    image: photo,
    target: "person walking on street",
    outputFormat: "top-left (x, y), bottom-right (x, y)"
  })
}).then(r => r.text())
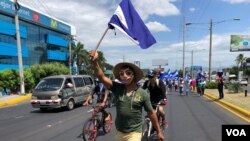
top-left (179, 78), bottom-right (184, 95)
top-left (198, 78), bottom-right (206, 96)
top-left (216, 71), bottom-right (224, 99)
top-left (185, 79), bottom-right (191, 96)
top-left (89, 50), bottom-right (164, 141)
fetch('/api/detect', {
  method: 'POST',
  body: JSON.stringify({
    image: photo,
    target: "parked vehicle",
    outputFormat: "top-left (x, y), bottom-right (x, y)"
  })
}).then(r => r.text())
top-left (239, 79), bottom-right (248, 86)
top-left (31, 75), bottom-right (94, 111)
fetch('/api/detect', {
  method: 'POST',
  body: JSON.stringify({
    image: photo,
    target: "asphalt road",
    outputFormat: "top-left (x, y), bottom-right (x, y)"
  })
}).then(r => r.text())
top-left (0, 92), bottom-right (248, 141)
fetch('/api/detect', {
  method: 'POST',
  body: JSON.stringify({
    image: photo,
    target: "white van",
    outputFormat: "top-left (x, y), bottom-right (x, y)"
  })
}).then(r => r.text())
top-left (31, 75), bottom-right (94, 111)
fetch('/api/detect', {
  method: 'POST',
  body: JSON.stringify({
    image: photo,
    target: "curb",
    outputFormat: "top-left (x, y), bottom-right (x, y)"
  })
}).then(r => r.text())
top-left (204, 93), bottom-right (250, 122)
top-left (0, 94), bottom-right (32, 107)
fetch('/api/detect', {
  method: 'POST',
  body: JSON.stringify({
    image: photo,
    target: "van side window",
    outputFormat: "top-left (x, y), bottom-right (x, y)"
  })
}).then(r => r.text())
top-left (83, 77), bottom-right (93, 85)
top-left (74, 77), bottom-right (84, 87)
top-left (65, 78), bottom-right (73, 86)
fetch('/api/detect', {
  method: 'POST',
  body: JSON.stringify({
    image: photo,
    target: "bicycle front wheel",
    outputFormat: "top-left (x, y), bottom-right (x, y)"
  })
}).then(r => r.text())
top-left (141, 118), bottom-right (150, 141)
top-left (103, 113), bottom-right (112, 133)
top-left (82, 118), bottom-right (98, 141)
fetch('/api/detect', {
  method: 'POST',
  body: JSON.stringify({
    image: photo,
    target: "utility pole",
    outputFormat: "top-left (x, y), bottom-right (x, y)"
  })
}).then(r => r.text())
top-left (185, 18), bottom-right (239, 82)
top-left (183, 17), bottom-right (186, 95)
top-left (69, 37), bottom-right (72, 75)
top-left (191, 50), bottom-right (193, 78)
top-left (208, 19), bottom-right (213, 82)
top-left (14, 0), bottom-right (25, 94)
top-left (182, 17), bottom-right (186, 78)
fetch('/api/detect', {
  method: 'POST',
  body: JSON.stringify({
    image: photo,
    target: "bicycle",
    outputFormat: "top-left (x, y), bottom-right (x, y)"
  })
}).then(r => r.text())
top-left (142, 100), bottom-right (167, 141)
top-left (107, 91), bottom-right (115, 108)
top-left (82, 105), bottom-right (112, 141)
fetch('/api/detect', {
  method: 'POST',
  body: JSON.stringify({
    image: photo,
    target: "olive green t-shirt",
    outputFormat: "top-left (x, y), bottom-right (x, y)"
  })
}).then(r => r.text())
top-left (110, 81), bottom-right (153, 133)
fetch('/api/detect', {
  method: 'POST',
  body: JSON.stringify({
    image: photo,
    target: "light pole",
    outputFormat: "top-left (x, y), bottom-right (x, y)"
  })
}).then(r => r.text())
top-left (208, 18), bottom-right (240, 82)
top-left (182, 17), bottom-right (187, 95)
top-left (191, 50), bottom-right (194, 78)
top-left (190, 49), bottom-right (205, 78)
top-left (14, 0), bottom-right (25, 94)
top-left (66, 35), bottom-right (76, 75)
top-left (186, 18), bottom-right (240, 82)
top-left (69, 38), bottom-right (72, 75)
top-left (183, 17), bottom-right (186, 79)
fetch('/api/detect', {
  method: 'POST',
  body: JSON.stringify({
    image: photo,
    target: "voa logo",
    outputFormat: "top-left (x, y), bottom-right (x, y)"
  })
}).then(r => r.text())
top-left (226, 129), bottom-right (246, 136)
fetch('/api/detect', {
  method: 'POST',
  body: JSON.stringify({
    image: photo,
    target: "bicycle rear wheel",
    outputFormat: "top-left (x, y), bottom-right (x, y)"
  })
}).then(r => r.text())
top-left (103, 113), bottom-right (112, 133)
top-left (82, 118), bottom-right (98, 141)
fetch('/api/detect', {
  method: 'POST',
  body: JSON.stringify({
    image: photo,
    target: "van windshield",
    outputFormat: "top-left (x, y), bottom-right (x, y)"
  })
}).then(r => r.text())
top-left (35, 78), bottom-right (64, 90)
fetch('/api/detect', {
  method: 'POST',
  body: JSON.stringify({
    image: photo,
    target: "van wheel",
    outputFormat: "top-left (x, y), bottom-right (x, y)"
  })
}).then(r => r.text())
top-left (40, 108), bottom-right (48, 112)
top-left (66, 99), bottom-right (75, 110)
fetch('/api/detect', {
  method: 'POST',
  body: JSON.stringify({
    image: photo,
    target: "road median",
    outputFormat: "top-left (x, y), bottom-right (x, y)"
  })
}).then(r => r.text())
top-left (204, 92), bottom-right (250, 123)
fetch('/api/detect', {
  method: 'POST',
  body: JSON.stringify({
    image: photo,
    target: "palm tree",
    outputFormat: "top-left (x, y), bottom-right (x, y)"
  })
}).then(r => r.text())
top-left (71, 41), bottom-right (107, 76)
top-left (235, 53), bottom-right (246, 71)
top-left (71, 42), bottom-right (88, 74)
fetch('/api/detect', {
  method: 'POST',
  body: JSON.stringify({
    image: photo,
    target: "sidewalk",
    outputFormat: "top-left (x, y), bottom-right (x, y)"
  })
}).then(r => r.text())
top-left (0, 94), bottom-right (32, 107)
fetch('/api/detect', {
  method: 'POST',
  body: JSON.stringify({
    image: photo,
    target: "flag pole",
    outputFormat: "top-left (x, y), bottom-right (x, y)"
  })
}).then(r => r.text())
top-left (94, 27), bottom-right (109, 51)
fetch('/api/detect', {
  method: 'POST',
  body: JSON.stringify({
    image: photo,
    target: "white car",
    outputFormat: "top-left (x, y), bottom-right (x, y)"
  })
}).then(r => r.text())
top-left (239, 79), bottom-right (248, 86)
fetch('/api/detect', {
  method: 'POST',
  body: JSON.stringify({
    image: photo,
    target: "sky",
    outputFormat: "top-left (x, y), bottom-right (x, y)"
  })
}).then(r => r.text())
top-left (18, 0), bottom-right (250, 72)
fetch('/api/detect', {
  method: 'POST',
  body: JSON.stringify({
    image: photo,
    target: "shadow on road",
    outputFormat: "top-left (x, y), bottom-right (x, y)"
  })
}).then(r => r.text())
top-left (30, 104), bottom-right (83, 113)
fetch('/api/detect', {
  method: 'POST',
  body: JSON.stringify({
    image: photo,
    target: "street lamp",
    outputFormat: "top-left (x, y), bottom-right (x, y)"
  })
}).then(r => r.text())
top-left (186, 18), bottom-right (240, 82)
top-left (178, 49), bottom-right (205, 78)
top-left (65, 35), bottom-right (76, 75)
top-left (14, 0), bottom-right (25, 94)
top-left (208, 18), bottom-right (240, 82)
top-left (190, 49), bottom-right (206, 78)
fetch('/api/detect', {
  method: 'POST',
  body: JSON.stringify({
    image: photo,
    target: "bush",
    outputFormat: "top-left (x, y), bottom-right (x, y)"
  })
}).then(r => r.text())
top-left (205, 81), bottom-right (217, 89)
top-left (0, 70), bottom-right (18, 93)
top-left (0, 62), bottom-right (69, 94)
top-left (227, 82), bottom-right (243, 93)
top-left (0, 69), bottom-right (35, 93)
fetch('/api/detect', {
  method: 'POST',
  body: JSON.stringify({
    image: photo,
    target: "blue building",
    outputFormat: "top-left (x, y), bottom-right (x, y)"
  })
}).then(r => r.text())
top-left (0, 0), bottom-right (75, 71)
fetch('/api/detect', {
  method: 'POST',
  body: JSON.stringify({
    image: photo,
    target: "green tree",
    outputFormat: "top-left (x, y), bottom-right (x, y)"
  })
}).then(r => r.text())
top-left (235, 53), bottom-right (246, 71)
top-left (0, 69), bottom-right (35, 93)
top-left (178, 69), bottom-right (183, 77)
top-left (29, 62), bottom-right (69, 84)
top-left (71, 41), bottom-right (108, 76)
top-left (228, 66), bottom-right (238, 77)
top-left (72, 42), bottom-right (89, 74)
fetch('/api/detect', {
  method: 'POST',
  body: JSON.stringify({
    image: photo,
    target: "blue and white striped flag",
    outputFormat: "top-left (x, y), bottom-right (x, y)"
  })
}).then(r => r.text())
top-left (108, 0), bottom-right (156, 49)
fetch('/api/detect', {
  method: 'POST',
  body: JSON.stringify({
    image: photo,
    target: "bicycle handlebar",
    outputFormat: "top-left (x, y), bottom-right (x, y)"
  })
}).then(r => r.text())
top-left (152, 99), bottom-right (167, 106)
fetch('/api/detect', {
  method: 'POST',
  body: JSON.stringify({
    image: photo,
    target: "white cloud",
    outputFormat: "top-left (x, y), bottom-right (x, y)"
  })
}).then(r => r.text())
top-left (146, 21), bottom-right (171, 32)
top-left (17, 0), bottom-right (249, 71)
top-left (133, 0), bottom-right (180, 20)
top-left (222, 0), bottom-right (250, 4)
top-left (189, 7), bottom-right (196, 12)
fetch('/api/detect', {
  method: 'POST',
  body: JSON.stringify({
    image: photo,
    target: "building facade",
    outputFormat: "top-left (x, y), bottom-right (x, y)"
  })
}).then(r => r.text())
top-left (0, 0), bottom-right (75, 71)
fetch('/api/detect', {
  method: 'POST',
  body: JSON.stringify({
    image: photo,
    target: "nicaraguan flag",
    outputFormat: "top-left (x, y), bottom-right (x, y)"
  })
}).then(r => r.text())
top-left (108, 0), bottom-right (156, 49)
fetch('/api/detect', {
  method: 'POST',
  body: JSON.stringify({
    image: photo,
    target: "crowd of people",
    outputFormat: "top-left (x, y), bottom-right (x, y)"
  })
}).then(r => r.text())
top-left (164, 76), bottom-right (207, 97)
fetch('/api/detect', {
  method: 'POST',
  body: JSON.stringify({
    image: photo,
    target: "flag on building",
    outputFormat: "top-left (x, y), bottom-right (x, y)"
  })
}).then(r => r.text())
top-left (108, 0), bottom-right (156, 49)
